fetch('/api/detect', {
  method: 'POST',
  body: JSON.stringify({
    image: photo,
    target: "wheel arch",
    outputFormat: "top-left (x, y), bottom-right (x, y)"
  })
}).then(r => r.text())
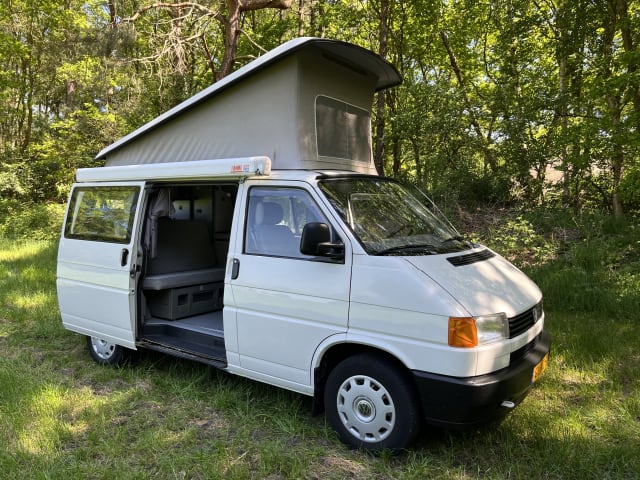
top-left (310, 337), bottom-right (418, 416)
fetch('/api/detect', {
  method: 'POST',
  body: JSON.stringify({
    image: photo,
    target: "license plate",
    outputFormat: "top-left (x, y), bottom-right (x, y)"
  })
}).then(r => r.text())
top-left (532, 353), bottom-right (549, 383)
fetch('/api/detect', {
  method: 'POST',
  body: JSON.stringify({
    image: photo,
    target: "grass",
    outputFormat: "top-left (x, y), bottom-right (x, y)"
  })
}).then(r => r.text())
top-left (1, 209), bottom-right (639, 479)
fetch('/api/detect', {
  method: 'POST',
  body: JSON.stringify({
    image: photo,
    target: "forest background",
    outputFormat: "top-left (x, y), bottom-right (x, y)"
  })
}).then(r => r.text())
top-left (1, 0), bottom-right (639, 218)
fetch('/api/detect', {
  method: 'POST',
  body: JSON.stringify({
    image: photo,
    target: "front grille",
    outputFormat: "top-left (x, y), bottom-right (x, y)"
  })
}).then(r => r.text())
top-left (446, 249), bottom-right (495, 267)
top-left (508, 301), bottom-right (543, 339)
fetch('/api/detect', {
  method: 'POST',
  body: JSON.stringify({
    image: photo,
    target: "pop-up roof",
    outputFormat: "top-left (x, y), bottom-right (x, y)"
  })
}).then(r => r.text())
top-left (96, 38), bottom-right (401, 174)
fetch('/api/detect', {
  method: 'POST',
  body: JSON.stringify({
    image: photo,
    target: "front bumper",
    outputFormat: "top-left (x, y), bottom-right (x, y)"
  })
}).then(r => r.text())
top-left (412, 330), bottom-right (551, 428)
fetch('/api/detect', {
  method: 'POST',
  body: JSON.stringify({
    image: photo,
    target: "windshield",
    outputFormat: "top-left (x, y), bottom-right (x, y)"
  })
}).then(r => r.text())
top-left (318, 177), bottom-right (470, 256)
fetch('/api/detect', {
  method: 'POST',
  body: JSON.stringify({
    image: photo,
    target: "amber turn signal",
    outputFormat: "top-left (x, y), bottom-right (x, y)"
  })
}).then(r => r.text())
top-left (448, 317), bottom-right (478, 348)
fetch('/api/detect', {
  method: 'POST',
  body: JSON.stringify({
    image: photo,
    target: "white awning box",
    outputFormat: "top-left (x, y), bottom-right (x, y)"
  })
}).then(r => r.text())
top-left (76, 157), bottom-right (271, 182)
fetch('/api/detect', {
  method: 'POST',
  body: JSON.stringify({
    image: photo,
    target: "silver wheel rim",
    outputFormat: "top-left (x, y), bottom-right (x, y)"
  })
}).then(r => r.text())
top-left (90, 337), bottom-right (116, 360)
top-left (336, 374), bottom-right (395, 443)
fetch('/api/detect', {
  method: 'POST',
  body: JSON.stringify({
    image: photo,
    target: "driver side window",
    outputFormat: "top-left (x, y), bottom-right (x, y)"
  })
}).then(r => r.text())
top-left (244, 187), bottom-right (335, 258)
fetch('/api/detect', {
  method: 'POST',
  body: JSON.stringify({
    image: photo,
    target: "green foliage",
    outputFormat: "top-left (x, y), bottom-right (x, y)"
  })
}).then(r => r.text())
top-left (618, 167), bottom-right (640, 213)
top-left (542, 214), bottom-right (640, 318)
top-left (456, 170), bottom-right (515, 207)
top-left (0, 200), bottom-right (65, 241)
top-left (486, 214), bottom-right (557, 267)
top-left (0, 0), bottom-right (639, 215)
top-left (0, 162), bottom-right (26, 198)
top-left (474, 208), bottom-right (640, 319)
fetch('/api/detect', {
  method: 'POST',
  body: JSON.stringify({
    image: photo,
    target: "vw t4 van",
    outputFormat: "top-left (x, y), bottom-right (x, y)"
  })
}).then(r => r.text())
top-left (57, 38), bottom-right (550, 451)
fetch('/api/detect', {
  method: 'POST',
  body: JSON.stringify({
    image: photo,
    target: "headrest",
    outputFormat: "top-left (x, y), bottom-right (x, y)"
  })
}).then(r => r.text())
top-left (256, 202), bottom-right (283, 225)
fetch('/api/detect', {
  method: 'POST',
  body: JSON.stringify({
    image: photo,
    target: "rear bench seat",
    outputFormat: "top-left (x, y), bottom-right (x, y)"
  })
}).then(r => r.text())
top-left (143, 218), bottom-right (225, 319)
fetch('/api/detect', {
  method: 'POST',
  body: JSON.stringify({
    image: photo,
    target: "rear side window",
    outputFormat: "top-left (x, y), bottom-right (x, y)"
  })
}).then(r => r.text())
top-left (315, 95), bottom-right (371, 162)
top-left (64, 186), bottom-right (140, 243)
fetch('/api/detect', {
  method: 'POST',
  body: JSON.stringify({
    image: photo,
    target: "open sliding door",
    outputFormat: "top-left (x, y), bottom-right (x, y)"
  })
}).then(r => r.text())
top-left (57, 182), bottom-right (146, 349)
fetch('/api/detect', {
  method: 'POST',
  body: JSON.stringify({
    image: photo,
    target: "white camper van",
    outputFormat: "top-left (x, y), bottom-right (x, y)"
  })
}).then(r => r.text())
top-left (57, 38), bottom-right (550, 451)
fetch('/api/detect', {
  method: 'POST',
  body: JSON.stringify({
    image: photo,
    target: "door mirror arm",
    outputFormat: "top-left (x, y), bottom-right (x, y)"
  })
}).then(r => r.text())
top-left (300, 222), bottom-right (345, 261)
top-left (316, 242), bottom-right (345, 260)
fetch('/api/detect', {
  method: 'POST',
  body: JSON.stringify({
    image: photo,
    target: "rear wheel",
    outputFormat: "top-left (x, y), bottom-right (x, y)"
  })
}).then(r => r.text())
top-left (324, 353), bottom-right (420, 451)
top-left (86, 336), bottom-right (128, 366)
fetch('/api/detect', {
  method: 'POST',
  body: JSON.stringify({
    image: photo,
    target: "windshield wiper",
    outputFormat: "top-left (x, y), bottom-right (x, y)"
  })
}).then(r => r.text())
top-left (374, 244), bottom-right (438, 256)
top-left (441, 235), bottom-right (465, 245)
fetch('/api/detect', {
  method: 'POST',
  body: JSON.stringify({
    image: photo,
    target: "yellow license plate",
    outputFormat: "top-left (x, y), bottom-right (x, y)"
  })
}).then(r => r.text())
top-left (532, 353), bottom-right (549, 383)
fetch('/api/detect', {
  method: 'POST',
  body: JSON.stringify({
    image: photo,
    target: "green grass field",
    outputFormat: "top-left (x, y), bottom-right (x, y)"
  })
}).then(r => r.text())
top-left (1, 210), bottom-right (639, 479)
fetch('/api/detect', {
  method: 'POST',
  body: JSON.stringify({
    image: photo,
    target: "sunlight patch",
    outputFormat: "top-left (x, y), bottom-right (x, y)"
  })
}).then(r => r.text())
top-left (0, 241), bottom-right (49, 261)
top-left (317, 455), bottom-right (367, 477)
top-left (18, 384), bottom-right (94, 455)
top-left (10, 291), bottom-right (49, 310)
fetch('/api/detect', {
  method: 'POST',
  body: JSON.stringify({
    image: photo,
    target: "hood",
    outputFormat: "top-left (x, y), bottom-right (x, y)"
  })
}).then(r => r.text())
top-left (404, 248), bottom-right (542, 317)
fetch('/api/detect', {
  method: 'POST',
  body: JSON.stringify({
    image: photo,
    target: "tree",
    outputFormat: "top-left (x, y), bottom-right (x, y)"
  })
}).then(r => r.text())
top-left (597, 0), bottom-right (639, 216)
top-left (0, 0), bottom-right (637, 213)
top-left (219, 0), bottom-right (294, 80)
top-left (0, 0), bottom-right (99, 199)
top-left (119, 0), bottom-right (293, 86)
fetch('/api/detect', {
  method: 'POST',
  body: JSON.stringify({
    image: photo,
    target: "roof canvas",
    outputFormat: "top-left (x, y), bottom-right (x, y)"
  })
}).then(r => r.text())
top-left (96, 38), bottom-right (402, 174)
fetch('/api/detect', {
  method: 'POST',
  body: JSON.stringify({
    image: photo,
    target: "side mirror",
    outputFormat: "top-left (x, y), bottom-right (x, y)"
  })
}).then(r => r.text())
top-left (300, 222), bottom-right (344, 260)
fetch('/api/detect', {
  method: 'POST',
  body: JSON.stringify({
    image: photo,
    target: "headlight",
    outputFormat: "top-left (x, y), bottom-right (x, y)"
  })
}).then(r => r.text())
top-left (448, 313), bottom-right (508, 348)
top-left (475, 313), bottom-right (508, 344)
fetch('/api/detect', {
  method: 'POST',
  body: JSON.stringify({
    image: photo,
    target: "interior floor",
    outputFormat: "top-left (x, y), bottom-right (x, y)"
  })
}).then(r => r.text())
top-left (145, 311), bottom-right (224, 336)
top-left (141, 311), bottom-right (226, 363)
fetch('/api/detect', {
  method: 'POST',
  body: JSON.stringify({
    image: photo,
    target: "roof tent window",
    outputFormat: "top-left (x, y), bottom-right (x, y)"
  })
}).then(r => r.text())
top-left (315, 95), bottom-right (371, 162)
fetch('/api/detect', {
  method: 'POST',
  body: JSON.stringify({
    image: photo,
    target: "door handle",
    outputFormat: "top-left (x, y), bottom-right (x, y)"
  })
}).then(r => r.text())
top-left (120, 248), bottom-right (129, 267)
top-left (231, 258), bottom-right (240, 279)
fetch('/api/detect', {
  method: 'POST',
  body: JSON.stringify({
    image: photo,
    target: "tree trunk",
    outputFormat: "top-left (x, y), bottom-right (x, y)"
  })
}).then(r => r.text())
top-left (615, 0), bottom-right (640, 133)
top-left (392, 129), bottom-right (401, 175)
top-left (218, 0), bottom-right (241, 81)
top-left (603, 0), bottom-right (626, 217)
top-left (607, 92), bottom-right (625, 217)
top-left (558, 30), bottom-right (571, 206)
top-left (217, 0), bottom-right (293, 80)
top-left (373, 0), bottom-right (389, 175)
top-left (298, 0), bottom-right (305, 36)
top-left (439, 30), bottom-right (496, 173)
top-left (108, 0), bottom-right (117, 28)
top-left (411, 138), bottom-right (423, 186)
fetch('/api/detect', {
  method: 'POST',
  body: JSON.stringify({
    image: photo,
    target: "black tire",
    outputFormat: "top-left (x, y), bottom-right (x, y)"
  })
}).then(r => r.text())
top-left (324, 353), bottom-right (421, 451)
top-left (86, 336), bottom-right (128, 366)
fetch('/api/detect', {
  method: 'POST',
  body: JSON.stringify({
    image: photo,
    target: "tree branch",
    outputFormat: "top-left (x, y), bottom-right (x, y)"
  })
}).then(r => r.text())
top-left (239, 0), bottom-right (294, 12)
top-left (122, 2), bottom-right (225, 24)
top-left (439, 30), bottom-right (496, 172)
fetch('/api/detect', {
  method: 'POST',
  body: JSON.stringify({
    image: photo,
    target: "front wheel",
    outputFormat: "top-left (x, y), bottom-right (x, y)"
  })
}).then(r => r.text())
top-left (86, 336), bottom-right (128, 366)
top-left (324, 354), bottom-right (421, 451)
